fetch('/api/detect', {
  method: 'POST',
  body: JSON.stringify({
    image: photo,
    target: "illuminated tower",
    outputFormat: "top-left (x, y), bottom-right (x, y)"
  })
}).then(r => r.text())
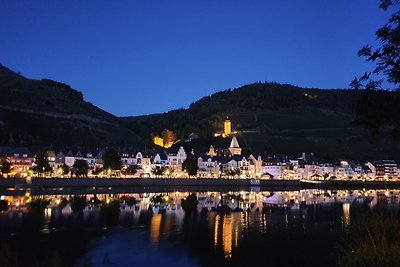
top-left (224, 118), bottom-right (231, 137)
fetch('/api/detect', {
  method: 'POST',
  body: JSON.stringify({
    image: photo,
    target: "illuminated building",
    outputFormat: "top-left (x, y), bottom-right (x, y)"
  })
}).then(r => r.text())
top-left (214, 118), bottom-right (237, 138)
top-left (224, 118), bottom-right (231, 137)
top-left (153, 136), bottom-right (164, 147)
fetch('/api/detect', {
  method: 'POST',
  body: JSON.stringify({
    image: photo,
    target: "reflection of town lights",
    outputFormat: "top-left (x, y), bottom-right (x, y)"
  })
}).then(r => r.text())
top-left (45, 207), bottom-right (52, 217)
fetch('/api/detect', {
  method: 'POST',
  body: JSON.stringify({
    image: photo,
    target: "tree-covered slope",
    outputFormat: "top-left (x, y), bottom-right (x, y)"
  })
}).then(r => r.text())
top-left (0, 64), bottom-right (148, 147)
top-left (124, 83), bottom-right (400, 160)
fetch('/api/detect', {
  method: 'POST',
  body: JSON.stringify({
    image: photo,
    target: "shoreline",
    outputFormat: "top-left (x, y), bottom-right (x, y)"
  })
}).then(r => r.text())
top-left (1, 178), bottom-right (400, 195)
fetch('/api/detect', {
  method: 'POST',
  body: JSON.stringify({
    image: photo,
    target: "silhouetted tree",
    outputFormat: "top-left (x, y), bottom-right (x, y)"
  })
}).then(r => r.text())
top-left (0, 200), bottom-right (8, 211)
top-left (224, 168), bottom-right (241, 178)
top-left (70, 195), bottom-right (87, 213)
top-left (72, 159), bottom-right (89, 177)
top-left (0, 160), bottom-right (11, 177)
top-left (100, 200), bottom-right (120, 227)
top-left (32, 151), bottom-right (52, 176)
top-left (121, 165), bottom-right (137, 177)
top-left (28, 198), bottom-right (50, 213)
top-left (352, 1), bottom-right (400, 140)
top-left (182, 157), bottom-right (198, 177)
top-left (151, 166), bottom-right (166, 177)
top-left (92, 167), bottom-right (103, 175)
top-left (102, 148), bottom-right (121, 170)
top-left (181, 193), bottom-right (198, 213)
top-left (150, 194), bottom-right (172, 205)
top-left (121, 196), bottom-right (137, 207)
top-left (61, 163), bottom-right (70, 176)
top-left (351, 0), bottom-right (400, 90)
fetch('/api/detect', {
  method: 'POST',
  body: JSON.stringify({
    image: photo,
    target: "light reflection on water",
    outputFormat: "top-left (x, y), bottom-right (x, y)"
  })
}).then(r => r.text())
top-left (1, 189), bottom-right (400, 266)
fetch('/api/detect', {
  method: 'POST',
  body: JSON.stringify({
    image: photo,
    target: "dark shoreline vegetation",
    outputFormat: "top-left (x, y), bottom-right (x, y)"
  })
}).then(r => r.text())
top-left (338, 214), bottom-right (400, 267)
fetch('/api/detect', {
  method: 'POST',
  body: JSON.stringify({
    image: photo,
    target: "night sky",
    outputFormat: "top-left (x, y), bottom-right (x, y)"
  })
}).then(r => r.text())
top-left (0, 1), bottom-right (390, 116)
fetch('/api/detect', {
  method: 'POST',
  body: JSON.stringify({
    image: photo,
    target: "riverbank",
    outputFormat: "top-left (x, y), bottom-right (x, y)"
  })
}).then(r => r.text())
top-left (1, 178), bottom-right (400, 193)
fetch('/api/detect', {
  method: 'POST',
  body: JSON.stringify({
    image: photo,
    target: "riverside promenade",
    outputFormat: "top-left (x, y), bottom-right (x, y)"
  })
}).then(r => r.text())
top-left (1, 178), bottom-right (400, 194)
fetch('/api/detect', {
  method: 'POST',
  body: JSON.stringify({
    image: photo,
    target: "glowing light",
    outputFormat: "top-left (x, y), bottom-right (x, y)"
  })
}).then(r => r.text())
top-left (214, 215), bottom-right (220, 248)
top-left (222, 215), bottom-right (233, 259)
top-left (343, 203), bottom-right (350, 227)
top-left (150, 214), bottom-right (162, 245)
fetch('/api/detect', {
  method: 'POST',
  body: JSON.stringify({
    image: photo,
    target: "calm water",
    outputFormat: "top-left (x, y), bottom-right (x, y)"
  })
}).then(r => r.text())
top-left (0, 188), bottom-right (399, 267)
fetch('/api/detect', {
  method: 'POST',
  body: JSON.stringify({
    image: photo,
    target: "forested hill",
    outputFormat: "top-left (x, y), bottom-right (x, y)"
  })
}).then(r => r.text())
top-left (0, 64), bottom-right (148, 148)
top-left (123, 83), bottom-right (400, 161)
top-left (1, 62), bottom-right (399, 160)
top-left (123, 82), bottom-right (357, 138)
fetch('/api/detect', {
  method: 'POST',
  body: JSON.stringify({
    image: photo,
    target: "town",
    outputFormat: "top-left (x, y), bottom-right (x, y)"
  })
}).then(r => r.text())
top-left (0, 119), bottom-right (398, 181)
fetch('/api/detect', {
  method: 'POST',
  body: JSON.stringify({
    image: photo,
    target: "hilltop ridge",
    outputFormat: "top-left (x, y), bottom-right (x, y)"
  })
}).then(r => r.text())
top-left (0, 64), bottom-right (399, 160)
top-left (0, 64), bottom-right (148, 147)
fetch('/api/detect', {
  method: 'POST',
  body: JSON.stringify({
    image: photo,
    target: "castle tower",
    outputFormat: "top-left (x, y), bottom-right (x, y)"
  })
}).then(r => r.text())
top-left (224, 118), bottom-right (231, 137)
top-left (228, 136), bottom-right (242, 155)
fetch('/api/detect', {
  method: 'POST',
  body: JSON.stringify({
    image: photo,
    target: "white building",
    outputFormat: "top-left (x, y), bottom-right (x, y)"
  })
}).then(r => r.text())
top-left (167, 147), bottom-right (187, 170)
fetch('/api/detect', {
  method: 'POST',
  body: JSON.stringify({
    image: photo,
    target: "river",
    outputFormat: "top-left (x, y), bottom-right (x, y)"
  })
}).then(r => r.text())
top-left (0, 188), bottom-right (398, 267)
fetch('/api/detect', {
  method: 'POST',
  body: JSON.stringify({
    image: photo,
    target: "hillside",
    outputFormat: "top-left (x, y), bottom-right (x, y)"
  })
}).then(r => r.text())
top-left (0, 64), bottom-right (148, 148)
top-left (124, 83), bottom-right (400, 161)
top-left (1, 63), bottom-right (399, 160)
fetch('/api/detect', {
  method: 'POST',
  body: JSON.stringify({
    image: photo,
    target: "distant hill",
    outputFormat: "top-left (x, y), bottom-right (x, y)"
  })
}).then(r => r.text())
top-left (1, 63), bottom-right (399, 160)
top-left (0, 64), bottom-right (149, 148)
top-left (123, 83), bottom-right (400, 161)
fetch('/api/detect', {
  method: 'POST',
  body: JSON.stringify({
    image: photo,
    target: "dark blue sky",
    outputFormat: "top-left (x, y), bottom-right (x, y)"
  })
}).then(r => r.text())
top-left (0, 1), bottom-right (390, 116)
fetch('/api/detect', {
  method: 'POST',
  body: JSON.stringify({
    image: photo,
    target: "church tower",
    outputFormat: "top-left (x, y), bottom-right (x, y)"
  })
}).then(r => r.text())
top-left (228, 136), bottom-right (242, 155)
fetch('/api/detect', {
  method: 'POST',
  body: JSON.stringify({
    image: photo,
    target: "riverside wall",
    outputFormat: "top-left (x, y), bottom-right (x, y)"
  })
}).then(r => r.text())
top-left (1, 178), bottom-right (400, 193)
top-left (28, 178), bottom-right (305, 188)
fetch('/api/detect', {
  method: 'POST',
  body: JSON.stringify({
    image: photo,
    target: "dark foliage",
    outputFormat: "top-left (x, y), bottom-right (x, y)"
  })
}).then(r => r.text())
top-left (0, 200), bottom-right (8, 211)
top-left (92, 167), bottom-right (103, 175)
top-left (32, 150), bottom-right (52, 176)
top-left (121, 196), bottom-right (137, 206)
top-left (122, 165), bottom-right (137, 176)
top-left (182, 157), bottom-right (199, 177)
top-left (181, 193), bottom-right (199, 213)
top-left (102, 148), bottom-right (122, 170)
top-left (72, 159), bottom-right (89, 177)
top-left (354, 90), bottom-right (400, 140)
top-left (352, 1), bottom-right (400, 140)
top-left (0, 160), bottom-right (11, 177)
top-left (125, 82), bottom-right (356, 139)
top-left (61, 163), bottom-right (70, 175)
top-left (28, 198), bottom-right (50, 213)
top-left (338, 212), bottom-right (400, 266)
top-left (58, 198), bottom-right (69, 210)
top-left (100, 200), bottom-right (120, 227)
top-left (0, 65), bottom-right (148, 147)
top-left (151, 166), bottom-right (166, 177)
top-left (352, 1), bottom-right (400, 90)
top-left (151, 194), bottom-right (172, 204)
top-left (69, 196), bottom-right (87, 213)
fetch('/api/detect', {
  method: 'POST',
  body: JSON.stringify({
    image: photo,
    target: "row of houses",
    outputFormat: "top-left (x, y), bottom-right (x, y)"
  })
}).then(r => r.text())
top-left (1, 136), bottom-right (399, 180)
